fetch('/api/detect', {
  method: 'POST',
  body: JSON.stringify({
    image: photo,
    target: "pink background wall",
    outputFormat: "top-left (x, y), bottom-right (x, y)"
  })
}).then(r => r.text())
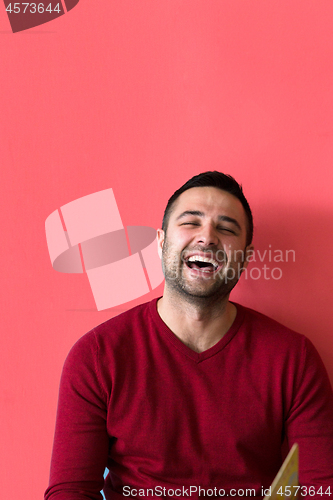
top-left (1, 1), bottom-right (332, 497)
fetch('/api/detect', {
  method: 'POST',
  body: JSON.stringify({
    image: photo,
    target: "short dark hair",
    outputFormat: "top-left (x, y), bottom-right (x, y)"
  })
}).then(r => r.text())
top-left (162, 171), bottom-right (253, 246)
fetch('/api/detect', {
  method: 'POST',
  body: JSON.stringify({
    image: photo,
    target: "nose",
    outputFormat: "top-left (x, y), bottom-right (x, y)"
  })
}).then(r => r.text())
top-left (195, 223), bottom-right (219, 247)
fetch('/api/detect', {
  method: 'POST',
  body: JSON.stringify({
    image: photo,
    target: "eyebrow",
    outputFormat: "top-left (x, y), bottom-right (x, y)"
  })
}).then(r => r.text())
top-left (176, 211), bottom-right (242, 231)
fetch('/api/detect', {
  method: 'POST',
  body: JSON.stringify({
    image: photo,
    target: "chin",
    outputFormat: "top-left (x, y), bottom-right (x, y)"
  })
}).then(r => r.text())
top-left (180, 283), bottom-right (227, 299)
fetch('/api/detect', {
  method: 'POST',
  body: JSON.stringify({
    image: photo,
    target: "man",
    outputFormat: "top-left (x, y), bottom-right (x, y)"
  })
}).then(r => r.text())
top-left (45, 172), bottom-right (333, 500)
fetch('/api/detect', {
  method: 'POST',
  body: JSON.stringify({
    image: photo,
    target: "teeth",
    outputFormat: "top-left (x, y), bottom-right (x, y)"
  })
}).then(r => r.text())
top-left (187, 255), bottom-right (219, 268)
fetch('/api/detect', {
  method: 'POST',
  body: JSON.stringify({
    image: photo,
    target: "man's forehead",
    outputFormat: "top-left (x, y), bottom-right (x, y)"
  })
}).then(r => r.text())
top-left (172, 186), bottom-right (246, 219)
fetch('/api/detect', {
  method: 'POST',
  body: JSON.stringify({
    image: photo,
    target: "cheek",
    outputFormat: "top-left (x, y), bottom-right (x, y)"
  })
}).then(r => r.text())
top-left (162, 241), bottom-right (182, 266)
top-left (163, 229), bottom-right (195, 261)
top-left (228, 245), bottom-right (247, 264)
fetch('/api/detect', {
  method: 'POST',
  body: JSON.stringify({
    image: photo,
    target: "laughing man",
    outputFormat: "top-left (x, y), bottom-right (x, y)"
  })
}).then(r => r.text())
top-left (45, 171), bottom-right (333, 500)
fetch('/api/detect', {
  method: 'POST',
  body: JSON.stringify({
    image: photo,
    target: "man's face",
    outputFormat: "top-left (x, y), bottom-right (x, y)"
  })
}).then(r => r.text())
top-left (157, 187), bottom-right (253, 300)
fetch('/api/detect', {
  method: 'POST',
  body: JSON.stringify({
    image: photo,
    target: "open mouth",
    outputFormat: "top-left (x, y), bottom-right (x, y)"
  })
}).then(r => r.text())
top-left (185, 255), bottom-right (220, 273)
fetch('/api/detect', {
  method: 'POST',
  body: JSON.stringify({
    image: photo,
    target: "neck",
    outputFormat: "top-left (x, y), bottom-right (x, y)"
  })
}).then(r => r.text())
top-left (157, 288), bottom-right (237, 353)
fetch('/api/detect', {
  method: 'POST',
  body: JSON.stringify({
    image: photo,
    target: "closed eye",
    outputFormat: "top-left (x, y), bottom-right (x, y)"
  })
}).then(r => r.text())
top-left (180, 223), bottom-right (236, 233)
top-left (217, 227), bottom-right (236, 234)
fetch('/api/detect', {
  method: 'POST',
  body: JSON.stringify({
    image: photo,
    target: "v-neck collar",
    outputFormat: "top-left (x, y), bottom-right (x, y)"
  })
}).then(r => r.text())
top-left (149, 297), bottom-right (245, 363)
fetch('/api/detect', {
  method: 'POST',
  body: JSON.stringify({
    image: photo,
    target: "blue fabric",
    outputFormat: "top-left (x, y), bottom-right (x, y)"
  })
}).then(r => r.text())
top-left (101, 468), bottom-right (109, 499)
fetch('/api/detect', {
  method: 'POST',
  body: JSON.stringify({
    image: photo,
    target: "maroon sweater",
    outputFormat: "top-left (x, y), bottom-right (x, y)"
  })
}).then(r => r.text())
top-left (45, 300), bottom-right (333, 499)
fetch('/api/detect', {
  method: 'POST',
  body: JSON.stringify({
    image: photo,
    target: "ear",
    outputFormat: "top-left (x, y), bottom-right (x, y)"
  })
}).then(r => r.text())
top-left (157, 229), bottom-right (165, 259)
top-left (242, 244), bottom-right (254, 270)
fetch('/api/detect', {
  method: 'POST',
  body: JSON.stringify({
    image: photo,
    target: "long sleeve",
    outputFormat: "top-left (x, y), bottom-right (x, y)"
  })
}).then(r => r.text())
top-left (44, 331), bottom-right (110, 500)
top-left (284, 336), bottom-right (333, 494)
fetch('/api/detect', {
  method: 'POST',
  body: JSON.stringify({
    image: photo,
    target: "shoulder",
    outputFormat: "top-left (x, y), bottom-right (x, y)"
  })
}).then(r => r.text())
top-left (93, 298), bottom-right (153, 335)
top-left (61, 299), bottom-right (156, 393)
top-left (234, 302), bottom-right (318, 362)
top-left (234, 303), bottom-right (332, 393)
top-left (236, 302), bottom-right (304, 341)
top-left (66, 298), bottom-right (155, 361)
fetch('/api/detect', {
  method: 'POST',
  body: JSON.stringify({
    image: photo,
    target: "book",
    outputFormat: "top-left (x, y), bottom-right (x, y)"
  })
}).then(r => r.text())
top-left (263, 443), bottom-right (299, 500)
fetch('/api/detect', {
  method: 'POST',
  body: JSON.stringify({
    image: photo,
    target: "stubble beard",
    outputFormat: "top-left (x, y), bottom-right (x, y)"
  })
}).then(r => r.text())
top-left (161, 238), bottom-right (246, 304)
